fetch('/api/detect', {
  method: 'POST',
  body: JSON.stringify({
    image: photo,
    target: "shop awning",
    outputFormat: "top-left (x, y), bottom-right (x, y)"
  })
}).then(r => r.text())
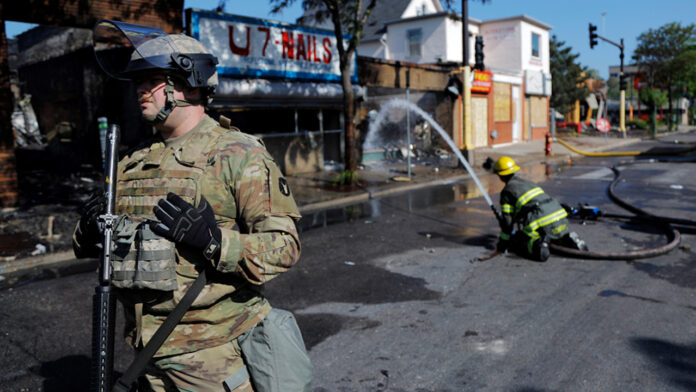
top-left (212, 78), bottom-right (365, 108)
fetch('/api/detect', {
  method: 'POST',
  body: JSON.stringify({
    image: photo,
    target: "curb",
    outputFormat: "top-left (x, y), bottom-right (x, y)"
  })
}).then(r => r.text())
top-left (298, 173), bottom-right (472, 214)
top-left (0, 250), bottom-right (78, 275)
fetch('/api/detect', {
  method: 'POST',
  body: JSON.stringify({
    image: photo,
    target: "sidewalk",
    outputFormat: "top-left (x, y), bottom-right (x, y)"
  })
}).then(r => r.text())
top-left (0, 129), bottom-right (688, 277)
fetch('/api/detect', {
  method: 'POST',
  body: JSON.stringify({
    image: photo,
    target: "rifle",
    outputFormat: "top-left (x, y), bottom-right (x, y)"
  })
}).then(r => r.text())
top-left (90, 124), bottom-right (120, 392)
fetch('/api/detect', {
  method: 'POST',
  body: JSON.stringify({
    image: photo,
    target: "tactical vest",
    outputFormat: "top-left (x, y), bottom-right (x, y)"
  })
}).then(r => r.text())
top-left (111, 118), bottom-right (248, 301)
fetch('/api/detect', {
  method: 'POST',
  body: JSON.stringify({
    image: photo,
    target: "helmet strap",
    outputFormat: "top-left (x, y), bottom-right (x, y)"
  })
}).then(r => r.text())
top-left (148, 75), bottom-right (202, 124)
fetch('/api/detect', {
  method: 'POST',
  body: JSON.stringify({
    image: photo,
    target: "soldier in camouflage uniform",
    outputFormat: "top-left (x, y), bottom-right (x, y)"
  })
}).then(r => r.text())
top-left (493, 156), bottom-right (587, 262)
top-left (74, 22), bottom-right (308, 391)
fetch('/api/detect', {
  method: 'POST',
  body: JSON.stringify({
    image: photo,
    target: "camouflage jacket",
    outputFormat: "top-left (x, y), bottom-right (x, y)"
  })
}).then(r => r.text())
top-left (74, 115), bottom-right (301, 357)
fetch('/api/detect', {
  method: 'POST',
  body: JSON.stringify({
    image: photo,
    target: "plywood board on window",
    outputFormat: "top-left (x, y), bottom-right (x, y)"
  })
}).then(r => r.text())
top-left (493, 82), bottom-right (511, 122)
top-left (531, 96), bottom-right (547, 127)
top-left (471, 97), bottom-right (488, 147)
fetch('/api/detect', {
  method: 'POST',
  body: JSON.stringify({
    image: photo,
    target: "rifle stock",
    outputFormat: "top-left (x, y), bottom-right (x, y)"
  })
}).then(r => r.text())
top-left (91, 124), bottom-right (120, 392)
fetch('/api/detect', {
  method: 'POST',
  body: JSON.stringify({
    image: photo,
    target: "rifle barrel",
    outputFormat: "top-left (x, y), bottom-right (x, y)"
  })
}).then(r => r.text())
top-left (91, 124), bottom-right (120, 392)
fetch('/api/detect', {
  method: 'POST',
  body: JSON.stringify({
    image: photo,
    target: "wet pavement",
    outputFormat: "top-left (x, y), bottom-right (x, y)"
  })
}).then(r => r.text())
top-left (1, 128), bottom-right (696, 391)
top-left (0, 127), bottom-right (690, 285)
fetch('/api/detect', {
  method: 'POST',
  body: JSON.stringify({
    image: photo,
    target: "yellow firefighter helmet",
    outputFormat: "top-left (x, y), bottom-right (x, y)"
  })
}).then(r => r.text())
top-left (493, 156), bottom-right (520, 176)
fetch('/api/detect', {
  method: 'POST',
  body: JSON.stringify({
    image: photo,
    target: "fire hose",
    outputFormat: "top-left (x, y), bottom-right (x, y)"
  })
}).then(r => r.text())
top-left (549, 158), bottom-right (696, 260)
top-left (555, 137), bottom-right (696, 157)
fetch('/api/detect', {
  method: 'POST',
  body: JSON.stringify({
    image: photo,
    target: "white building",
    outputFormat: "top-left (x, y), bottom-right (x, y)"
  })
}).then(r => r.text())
top-left (302, 0), bottom-right (554, 146)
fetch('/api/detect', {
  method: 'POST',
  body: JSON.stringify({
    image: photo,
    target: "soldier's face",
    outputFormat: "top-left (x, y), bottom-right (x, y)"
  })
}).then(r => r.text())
top-left (135, 75), bottom-right (167, 118)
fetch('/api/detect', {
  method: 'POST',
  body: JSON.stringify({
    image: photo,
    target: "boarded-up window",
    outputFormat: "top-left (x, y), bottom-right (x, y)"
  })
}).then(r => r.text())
top-left (494, 82), bottom-right (511, 122)
top-left (530, 96), bottom-right (548, 127)
top-left (471, 97), bottom-right (488, 147)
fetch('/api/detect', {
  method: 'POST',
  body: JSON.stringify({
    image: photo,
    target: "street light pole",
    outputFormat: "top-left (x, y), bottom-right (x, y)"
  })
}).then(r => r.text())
top-left (619, 38), bottom-right (626, 137)
top-left (588, 24), bottom-right (626, 138)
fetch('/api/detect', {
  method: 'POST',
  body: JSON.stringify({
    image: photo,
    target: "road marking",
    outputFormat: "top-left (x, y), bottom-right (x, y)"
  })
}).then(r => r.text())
top-left (474, 339), bottom-right (509, 355)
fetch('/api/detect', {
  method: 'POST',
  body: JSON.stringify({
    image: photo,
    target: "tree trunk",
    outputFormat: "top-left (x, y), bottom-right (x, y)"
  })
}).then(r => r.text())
top-left (340, 57), bottom-right (356, 175)
top-left (667, 85), bottom-right (673, 130)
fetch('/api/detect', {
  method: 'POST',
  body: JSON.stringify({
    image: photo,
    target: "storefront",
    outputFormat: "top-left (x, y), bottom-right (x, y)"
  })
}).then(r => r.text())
top-left (186, 8), bottom-right (360, 174)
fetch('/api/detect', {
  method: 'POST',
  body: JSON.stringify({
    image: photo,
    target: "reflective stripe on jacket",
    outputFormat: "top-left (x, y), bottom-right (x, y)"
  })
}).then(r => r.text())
top-left (499, 176), bottom-right (568, 240)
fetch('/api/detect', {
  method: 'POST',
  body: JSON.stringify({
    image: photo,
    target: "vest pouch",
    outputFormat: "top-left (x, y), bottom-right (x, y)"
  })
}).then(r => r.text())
top-left (111, 217), bottom-right (178, 291)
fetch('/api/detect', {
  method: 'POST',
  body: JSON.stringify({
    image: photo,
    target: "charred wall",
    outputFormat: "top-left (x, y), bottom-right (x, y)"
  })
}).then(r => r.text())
top-left (357, 56), bottom-right (455, 152)
top-left (0, 0), bottom-right (183, 206)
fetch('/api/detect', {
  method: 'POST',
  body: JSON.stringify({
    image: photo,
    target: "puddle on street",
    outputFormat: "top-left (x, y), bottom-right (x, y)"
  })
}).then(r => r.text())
top-left (295, 313), bottom-right (381, 349)
top-left (299, 161), bottom-right (572, 232)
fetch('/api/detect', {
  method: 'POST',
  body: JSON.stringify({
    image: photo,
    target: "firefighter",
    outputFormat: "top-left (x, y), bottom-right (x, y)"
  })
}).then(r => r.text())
top-left (494, 156), bottom-right (587, 261)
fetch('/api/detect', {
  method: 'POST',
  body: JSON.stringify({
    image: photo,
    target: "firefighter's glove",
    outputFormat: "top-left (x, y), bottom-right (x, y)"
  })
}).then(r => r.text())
top-left (151, 193), bottom-right (222, 261)
top-left (77, 191), bottom-right (106, 246)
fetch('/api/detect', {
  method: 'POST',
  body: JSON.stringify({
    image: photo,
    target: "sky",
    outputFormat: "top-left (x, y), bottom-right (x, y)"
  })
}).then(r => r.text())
top-left (4, 0), bottom-right (696, 80)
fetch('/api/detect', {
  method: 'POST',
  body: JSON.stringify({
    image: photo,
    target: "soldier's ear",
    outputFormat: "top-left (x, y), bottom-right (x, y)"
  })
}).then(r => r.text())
top-left (183, 86), bottom-right (202, 100)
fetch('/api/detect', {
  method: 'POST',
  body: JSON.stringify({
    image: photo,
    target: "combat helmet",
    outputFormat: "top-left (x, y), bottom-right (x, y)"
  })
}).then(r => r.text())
top-left (93, 20), bottom-right (219, 123)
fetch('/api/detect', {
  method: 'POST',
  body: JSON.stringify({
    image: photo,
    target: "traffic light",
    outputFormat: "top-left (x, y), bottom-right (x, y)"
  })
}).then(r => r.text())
top-left (619, 76), bottom-right (627, 91)
top-left (474, 36), bottom-right (485, 71)
top-left (589, 23), bottom-right (598, 49)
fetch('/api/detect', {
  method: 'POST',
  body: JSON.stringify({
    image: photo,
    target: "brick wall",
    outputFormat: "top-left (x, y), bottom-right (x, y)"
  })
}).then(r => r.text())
top-left (0, 146), bottom-right (18, 208)
top-left (1, 0), bottom-right (183, 33)
top-left (0, 19), bottom-right (18, 207)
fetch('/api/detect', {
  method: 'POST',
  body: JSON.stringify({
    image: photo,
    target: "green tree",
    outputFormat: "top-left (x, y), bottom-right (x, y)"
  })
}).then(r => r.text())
top-left (639, 88), bottom-right (668, 135)
top-left (549, 35), bottom-right (587, 114)
top-left (632, 22), bottom-right (696, 130)
top-left (606, 76), bottom-right (620, 100)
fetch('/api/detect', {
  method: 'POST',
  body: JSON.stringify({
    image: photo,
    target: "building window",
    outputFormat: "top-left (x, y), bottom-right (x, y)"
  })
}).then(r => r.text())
top-left (531, 33), bottom-right (540, 58)
top-left (407, 29), bottom-right (422, 57)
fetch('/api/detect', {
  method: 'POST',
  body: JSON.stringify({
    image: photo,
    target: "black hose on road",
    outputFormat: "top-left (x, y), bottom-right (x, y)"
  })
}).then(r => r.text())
top-left (550, 158), bottom-right (696, 260)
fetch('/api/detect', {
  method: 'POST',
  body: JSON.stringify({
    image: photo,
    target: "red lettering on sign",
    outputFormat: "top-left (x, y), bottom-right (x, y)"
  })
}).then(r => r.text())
top-left (258, 26), bottom-right (270, 57)
top-left (307, 35), bottom-right (313, 62)
top-left (313, 36), bottom-right (321, 62)
top-left (228, 25), bottom-right (250, 56)
top-left (322, 37), bottom-right (332, 64)
top-left (296, 33), bottom-right (307, 60)
top-left (282, 31), bottom-right (294, 59)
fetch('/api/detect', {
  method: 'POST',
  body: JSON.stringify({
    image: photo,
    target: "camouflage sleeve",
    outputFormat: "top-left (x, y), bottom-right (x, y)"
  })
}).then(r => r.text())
top-left (215, 150), bottom-right (301, 285)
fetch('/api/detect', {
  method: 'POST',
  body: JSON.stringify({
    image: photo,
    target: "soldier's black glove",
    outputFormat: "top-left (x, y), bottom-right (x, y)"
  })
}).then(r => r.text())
top-left (150, 192), bottom-right (222, 261)
top-left (77, 191), bottom-right (106, 245)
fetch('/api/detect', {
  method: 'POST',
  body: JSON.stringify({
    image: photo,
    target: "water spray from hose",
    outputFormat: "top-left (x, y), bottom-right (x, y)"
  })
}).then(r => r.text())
top-left (367, 99), bottom-right (503, 222)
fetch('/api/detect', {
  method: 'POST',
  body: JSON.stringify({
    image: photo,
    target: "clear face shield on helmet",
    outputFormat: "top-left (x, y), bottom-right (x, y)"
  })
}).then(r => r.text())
top-left (93, 20), bottom-right (218, 89)
top-left (93, 20), bottom-right (174, 81)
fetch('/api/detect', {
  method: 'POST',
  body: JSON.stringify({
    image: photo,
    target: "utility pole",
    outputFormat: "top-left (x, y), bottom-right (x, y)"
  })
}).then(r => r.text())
top-left (588, 23), bottom-right (626, 138)
top-left (462, 0), bottom-right (473, 162)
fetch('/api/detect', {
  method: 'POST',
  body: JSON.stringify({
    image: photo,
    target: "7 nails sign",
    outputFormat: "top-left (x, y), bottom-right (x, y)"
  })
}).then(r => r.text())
top-left (187, 9), bottom-right (357, 83)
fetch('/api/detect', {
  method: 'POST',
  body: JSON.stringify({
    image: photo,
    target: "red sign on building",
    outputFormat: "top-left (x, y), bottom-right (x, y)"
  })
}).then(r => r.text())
top-left (472, 70), bottom-right (492, 93)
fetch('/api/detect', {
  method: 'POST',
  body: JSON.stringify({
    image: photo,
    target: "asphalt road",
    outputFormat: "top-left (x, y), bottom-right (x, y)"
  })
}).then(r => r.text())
top-left (1, 141), bottom-right (695, 391)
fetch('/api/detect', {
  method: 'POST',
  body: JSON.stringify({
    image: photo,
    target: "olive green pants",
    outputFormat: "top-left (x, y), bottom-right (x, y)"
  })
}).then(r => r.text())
top-left (142, 340), bottom-right (253, 392)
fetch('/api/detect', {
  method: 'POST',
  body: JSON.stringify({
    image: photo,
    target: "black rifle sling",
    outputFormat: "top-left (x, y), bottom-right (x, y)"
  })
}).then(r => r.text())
top-left (112, 269), bottom-right (207, 392)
